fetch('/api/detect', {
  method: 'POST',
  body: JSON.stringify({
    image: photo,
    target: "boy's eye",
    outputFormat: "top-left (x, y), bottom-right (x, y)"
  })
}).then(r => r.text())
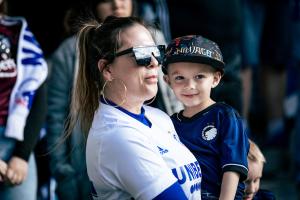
top-left (195, 74), bottom-right (204, 79)
top-left (174, 76), bottom-right (184, 81)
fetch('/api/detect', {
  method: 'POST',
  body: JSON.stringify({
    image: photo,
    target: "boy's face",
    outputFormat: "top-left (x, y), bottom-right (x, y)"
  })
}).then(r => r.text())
top-left (164, 62), bottom-right (221, 111)
top-left (243, 160), bottom-right (263, 200)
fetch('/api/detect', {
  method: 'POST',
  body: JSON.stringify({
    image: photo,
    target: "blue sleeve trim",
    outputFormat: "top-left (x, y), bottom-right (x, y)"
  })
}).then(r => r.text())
top-left (153, 182), bottom-right (188, 200)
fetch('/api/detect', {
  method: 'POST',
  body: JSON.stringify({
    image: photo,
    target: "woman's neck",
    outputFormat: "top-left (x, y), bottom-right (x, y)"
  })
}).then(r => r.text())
top-left (121, 101), bottom-right (143, 114)
top-left (104, 95), bottom-right (143, 114)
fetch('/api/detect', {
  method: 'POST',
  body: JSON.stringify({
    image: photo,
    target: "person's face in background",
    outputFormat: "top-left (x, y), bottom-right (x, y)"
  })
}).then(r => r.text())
top-left (96, 0), bottom-right (132, 21)
top-left (243, 160), bottom-right (263, 200)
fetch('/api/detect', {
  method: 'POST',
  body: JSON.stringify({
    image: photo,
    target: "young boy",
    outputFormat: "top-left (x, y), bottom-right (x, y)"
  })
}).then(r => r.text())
top-left (244, 140), bottom-right (275, 200)
top-left (163, 35), bottom-right (250, 200)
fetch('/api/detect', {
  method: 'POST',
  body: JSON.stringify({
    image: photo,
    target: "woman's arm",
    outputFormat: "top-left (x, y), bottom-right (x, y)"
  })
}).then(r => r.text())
top-left (0, 159), bottom-right (7, 182)
top-left (12, 81), bottom-right (47, 161)
top-left (5, 82), bottom-right (47, 185)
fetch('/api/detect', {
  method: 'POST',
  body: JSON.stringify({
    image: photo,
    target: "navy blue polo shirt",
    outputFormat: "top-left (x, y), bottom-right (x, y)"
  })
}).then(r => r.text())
top-left (171, 102), bottom-right (249, 199)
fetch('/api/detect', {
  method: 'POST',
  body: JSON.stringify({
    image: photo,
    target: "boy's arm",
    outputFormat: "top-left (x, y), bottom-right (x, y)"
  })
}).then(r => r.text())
top-left (219, 171), bottom-right (240, 200)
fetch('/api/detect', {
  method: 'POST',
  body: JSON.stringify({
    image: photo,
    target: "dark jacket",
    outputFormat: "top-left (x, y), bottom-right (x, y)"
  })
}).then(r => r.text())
top-left (46, 35), bottom-right (90, 200)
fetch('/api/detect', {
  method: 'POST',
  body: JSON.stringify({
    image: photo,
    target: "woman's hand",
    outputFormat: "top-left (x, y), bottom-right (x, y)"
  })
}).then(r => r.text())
top-left (0, 159), bottom-right (7, 182)
top-left (4, 156), bottom-right (28, 185)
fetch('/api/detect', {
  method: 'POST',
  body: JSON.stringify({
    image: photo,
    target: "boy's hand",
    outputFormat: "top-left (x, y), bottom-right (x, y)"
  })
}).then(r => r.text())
top-left (0, 159), bottom-right (8, 182)
top-left (5, 156), bottom-right (28, 185)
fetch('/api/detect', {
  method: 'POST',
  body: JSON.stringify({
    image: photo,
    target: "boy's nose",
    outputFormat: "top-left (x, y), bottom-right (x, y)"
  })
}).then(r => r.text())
top-left (185, 79), bottom-right (196, 89)
top-left (247, 183), bottom-right (256, 194)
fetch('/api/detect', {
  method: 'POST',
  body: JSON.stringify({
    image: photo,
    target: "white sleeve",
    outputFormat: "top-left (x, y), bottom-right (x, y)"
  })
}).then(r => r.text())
top-left (98, 127), bottom-right (177, 200)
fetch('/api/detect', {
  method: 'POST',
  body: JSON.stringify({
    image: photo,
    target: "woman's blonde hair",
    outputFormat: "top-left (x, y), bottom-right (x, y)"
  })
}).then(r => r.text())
top-left (248, 139), bottom-right (266, 164)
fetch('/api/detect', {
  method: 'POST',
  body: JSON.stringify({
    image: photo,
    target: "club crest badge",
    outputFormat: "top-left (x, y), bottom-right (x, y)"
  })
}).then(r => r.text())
top-left (202, 125), bottom-right (217, 141)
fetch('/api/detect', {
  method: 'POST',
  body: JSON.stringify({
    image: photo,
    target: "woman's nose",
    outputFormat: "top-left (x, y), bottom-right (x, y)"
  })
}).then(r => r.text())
top-left (146, 54), bottom-right (159, 69)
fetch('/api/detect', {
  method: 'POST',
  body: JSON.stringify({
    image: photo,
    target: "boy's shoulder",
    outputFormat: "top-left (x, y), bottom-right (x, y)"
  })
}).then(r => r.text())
top-left (214, 102), bottom-right (241, 118)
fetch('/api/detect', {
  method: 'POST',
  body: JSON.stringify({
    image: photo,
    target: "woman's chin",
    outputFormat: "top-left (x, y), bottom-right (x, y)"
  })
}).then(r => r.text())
top-left (147, 86), bottom-right (158, 96)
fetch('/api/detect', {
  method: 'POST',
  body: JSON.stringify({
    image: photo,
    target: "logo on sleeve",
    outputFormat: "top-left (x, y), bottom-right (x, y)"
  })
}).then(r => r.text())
top-left (202, 125), bottom-right (217, 141)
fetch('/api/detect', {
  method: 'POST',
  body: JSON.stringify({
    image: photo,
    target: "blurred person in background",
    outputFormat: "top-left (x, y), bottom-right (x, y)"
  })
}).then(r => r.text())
top-left (244, 140), bottom-right (275, 200)
top-left (241, 0), bottom-right (290, 148)
top-left (0, 0), bottom-right (48, 199)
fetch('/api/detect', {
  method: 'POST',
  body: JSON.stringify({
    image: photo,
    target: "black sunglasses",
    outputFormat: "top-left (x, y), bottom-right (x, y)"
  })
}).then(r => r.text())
top-left (114, 45), bottom-right (165, 66)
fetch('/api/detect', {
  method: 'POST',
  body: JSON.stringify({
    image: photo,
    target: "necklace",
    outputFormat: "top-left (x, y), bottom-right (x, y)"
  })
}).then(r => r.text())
top-left (176, 112), bottom-right (181, 122)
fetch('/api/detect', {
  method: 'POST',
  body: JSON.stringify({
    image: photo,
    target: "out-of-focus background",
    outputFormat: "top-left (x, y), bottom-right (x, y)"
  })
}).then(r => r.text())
top-left (6, 0), bottom-right (300, 199)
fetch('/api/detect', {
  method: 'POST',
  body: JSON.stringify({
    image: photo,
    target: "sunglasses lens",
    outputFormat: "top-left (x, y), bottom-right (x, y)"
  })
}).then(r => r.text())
top-left (136, 57), bottom-right (151, 66)
top-left (133, 46), bottom-right (165, 66)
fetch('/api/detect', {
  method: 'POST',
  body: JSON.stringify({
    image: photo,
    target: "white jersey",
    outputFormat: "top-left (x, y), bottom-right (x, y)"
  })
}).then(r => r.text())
top-left (86, 103), bottom-right (201, 200)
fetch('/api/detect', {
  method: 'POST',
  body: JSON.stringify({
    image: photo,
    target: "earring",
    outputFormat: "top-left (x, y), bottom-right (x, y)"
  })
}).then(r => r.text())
top-left (144, 95), bottom-right (157, 105)
top-left (101, 79), bottom-right (127, 107)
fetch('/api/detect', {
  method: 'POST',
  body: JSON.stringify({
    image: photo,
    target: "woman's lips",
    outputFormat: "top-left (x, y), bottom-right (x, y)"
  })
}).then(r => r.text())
top-left (145, 75), bottom-right (158, 83)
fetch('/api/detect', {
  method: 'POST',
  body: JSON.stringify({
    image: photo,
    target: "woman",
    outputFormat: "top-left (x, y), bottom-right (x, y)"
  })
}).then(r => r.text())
top-left (69, 16), bottom-right (202, 199)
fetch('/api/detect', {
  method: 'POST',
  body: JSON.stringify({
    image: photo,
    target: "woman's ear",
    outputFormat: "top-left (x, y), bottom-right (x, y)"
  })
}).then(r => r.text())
top-left (212, 71), bottom-right (222, 88)
top-left (98, 59), bottom-right (113, 81)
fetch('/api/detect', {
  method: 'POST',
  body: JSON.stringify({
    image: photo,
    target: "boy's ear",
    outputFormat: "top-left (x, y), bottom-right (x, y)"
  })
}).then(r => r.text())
top-left (163, 75), bottom-right (171, 86)
top-left (98, 59), bottom-right (113, 81)
top-left (212, 71), bottom-right (222, 88)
